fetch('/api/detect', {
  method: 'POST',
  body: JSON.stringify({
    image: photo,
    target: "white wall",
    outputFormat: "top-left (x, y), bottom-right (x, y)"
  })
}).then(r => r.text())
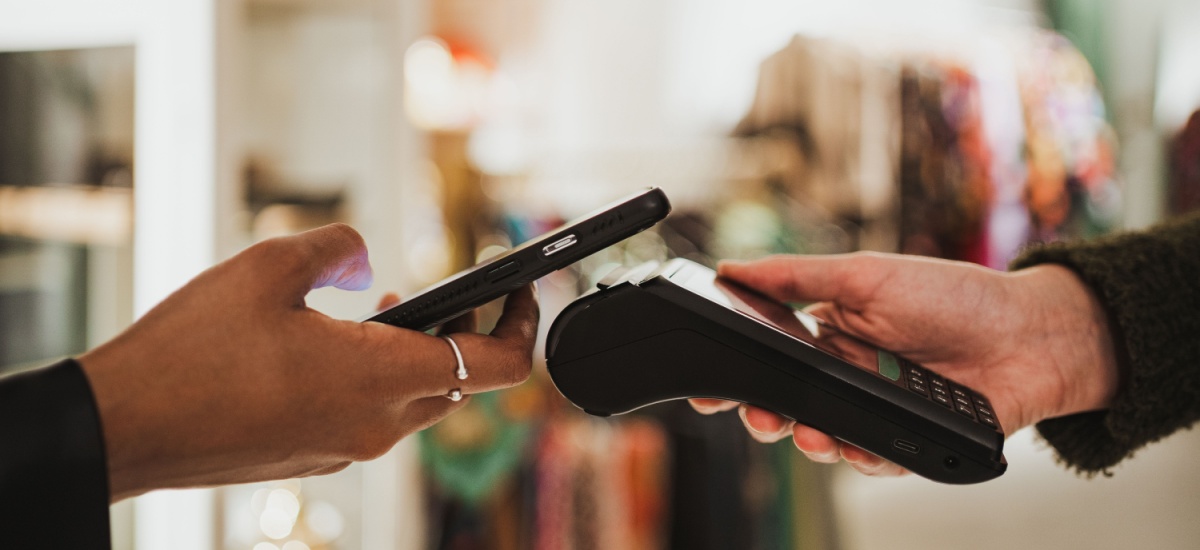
top-left (0, 0), bottom-right (227, 547)
top-left (1155, 0), bottom-right (1200, 131)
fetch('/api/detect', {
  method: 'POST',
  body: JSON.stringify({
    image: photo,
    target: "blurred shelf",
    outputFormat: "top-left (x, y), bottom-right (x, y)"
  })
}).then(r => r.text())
top-left (0, 185), bottom-right (132, 246)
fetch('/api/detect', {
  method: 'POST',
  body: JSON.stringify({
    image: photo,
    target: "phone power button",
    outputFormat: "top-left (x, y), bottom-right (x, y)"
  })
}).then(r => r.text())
top-left (542, 234), bottom-right (578, 257)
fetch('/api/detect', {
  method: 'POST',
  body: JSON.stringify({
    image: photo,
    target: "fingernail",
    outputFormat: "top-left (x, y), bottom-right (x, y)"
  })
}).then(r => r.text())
top-left (811, 451), bottom-right (841, 464)
top-left (738, 405), bottom-right (764, 433)
top-left (691, 404), bottom-right (716, 415)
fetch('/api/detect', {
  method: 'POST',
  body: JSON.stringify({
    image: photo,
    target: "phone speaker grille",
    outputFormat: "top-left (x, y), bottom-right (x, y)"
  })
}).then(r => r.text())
top-left (384, 279), bottom-right (482, 328)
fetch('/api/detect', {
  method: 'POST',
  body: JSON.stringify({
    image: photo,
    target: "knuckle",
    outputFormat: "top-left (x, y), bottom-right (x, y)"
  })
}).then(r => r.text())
top-left (847, 250), bottom-right (883, 270)
top-left (250, 237), bottom-right (307, 276)
top-left (321, 462), bottom-right (352, 476)
top-left (526, 293), bottom-right (542, 323)
top-left (326, 222), bottom-right (366, 250)
top-left (499, 345), bottom-right (533, 387)
top-left (409, 402), bottom-right (457, 433)
top-left (345, 432), bottom-right (395, 462)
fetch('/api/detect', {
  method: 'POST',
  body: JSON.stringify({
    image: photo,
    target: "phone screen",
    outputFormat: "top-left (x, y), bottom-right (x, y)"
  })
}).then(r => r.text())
top-left (681, 268), bottom-right (906, 384)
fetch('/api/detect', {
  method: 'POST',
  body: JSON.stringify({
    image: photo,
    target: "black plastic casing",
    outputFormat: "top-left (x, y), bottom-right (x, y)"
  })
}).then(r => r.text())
top-left (546, 259), bottom-right (1007, 485)
top-left (365, 187), bottom-right (670, 331)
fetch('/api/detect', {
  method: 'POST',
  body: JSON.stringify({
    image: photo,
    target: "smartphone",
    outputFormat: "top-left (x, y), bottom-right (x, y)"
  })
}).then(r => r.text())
top-left (546, 258), bottom-right (1006, 484)
top-left (363, 187), bottom-right (671, 331)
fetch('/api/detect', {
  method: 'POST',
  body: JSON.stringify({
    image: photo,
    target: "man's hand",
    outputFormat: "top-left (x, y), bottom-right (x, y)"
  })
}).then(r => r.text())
top-left (691, 252), bottom-right (1118, 477)
top-left (79, 224), bottom-right (539, 501)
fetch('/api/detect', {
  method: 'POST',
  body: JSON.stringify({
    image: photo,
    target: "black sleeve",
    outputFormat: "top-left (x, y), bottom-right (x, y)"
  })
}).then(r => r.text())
top-left (1010, 212), bottom-right (1200, 475)
top-left (0, 358), bottom-right (112, 549)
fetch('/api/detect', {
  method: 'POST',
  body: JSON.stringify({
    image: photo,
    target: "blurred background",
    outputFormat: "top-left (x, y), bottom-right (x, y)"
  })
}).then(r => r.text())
top-left (2, 0), bottom-right (1200, 548)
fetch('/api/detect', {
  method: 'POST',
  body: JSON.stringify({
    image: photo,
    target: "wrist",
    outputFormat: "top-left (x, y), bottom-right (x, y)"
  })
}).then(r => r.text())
top-left (1013, 264), bottom-right (1121, 421)
top-left (77, 340), bottom-right (154, 502)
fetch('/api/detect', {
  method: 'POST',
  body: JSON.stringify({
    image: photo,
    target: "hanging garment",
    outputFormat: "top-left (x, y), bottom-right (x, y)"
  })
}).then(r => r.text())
top-left (734, 34), bottom-right (900, 252)
top-left (1016, 30), bottom-right (1119, 241)
top-left (897, 62), bottom-right (991, 262)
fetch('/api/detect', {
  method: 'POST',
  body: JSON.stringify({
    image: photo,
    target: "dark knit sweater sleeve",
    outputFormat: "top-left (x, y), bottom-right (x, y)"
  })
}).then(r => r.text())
top-left (1010, 212), bottom-right (1200, 474)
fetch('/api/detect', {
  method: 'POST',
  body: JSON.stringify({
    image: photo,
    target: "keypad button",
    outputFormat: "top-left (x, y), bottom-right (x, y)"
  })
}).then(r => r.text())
top-left (895, 360), bottom-right (1001, 426)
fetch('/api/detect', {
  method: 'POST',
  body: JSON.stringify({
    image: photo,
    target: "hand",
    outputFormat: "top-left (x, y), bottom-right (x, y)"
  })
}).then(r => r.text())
top-left (78, 224), bottom-right (539, 501)
top-left (690, 252), bottom-right (1119, 477)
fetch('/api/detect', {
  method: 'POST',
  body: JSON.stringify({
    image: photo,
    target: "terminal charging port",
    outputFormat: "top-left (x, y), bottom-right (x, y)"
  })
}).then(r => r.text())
top-left (893, 439), bottom-right (921, 455)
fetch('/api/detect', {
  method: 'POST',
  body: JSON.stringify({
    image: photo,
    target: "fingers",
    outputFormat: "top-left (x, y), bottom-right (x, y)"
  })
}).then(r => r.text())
top-left (376, 284), bottom-right (539, 399)
top-left (687, 400), bottom-right (797, 445)
top-left (738, 405), bottom-right (794, 443)
top-left (488, 284), bottom-right (540, 344)
top-left (437, 309), bottom-right (478, 336)
top-left (302, 224), bottom-right (373, 291)
top-left (717, 254), bottom-right (878, 309)
top-left (839, 443), bottom-right (910, 477)
top-left (687, 398), bottom-right (910, 478)
top-left (343, 394), bottom-right (470, 462)
top-left (436, 286), bottom-right (538, 395)
top-left (790, 424), bottom-right (910, 476)
top-left (688, 398), bottom-right (739, 415)
top-left (401, 394), bottom-right (471, 434)
top-left (260, 223), bottom-right (374, 299)
top-left (306, 462), bottom-right (352, 477)
top-left (376, 292), bottom-right (401, 311)
top-left (791, 424), bottom-right (843, 463)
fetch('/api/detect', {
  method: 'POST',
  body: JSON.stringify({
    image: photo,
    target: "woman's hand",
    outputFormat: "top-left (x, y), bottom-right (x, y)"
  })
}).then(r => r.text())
top-left (79, 224), bottom-right (539, 501)
top-left (690, 252), bottom-right (1118, 477)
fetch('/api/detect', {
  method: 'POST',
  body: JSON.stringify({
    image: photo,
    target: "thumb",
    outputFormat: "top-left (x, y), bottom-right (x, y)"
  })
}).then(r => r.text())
top-left (717, 254), bottom-right (874, 309)
top-left (272, 223), bottom-right (373, 297)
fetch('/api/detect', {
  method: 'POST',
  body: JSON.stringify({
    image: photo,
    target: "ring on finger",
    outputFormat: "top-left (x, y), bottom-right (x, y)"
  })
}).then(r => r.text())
top-left (441, 335), bottom-right (468, 380)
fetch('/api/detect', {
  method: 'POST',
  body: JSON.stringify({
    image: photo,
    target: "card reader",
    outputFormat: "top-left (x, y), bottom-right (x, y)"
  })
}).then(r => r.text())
top-left (545, 258), bottom-right (1007, 484)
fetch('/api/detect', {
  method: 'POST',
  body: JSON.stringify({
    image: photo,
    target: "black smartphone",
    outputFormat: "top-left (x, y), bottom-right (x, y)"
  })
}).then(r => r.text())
top-left (546, 258), bottom-right (1006, 484)
top-left (363, 187), bottom-right (671, 331)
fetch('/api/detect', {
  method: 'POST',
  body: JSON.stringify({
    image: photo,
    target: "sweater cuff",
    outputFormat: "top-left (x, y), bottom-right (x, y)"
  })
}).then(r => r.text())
top-left (1010, 212), bottom-right (1200, 474)
top-left (0, 359), bottom-right (112, 548)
